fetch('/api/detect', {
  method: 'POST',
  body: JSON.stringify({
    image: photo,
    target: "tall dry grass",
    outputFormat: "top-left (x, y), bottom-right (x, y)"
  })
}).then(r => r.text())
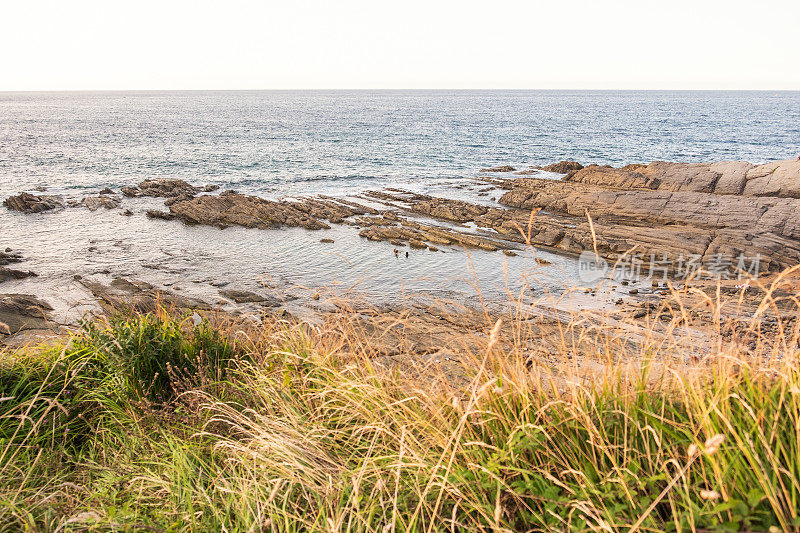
top-left (0, 267), bottom-right (798, 531)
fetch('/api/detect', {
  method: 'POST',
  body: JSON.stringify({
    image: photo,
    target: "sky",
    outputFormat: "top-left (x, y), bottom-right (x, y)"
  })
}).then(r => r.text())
top-left (1, 0), bottom-right (798, 91)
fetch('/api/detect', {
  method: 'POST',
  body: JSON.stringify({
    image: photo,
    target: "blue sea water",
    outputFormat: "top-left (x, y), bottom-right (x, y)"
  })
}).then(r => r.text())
top-left (1, 90), bottom-right (799, 321)
top-left (2, 90), bottom-right (799, 196)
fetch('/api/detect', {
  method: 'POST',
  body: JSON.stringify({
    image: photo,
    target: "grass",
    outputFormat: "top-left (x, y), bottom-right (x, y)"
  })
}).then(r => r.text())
top-left (0, 279), bottom-right (799, 532)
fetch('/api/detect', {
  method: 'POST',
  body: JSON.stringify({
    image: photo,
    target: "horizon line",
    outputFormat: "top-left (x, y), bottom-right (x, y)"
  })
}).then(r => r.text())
top-left (1, 87), bottom-right (799, 93)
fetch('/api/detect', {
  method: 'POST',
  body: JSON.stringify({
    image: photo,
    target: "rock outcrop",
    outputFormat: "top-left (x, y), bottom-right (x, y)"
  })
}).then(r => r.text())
top-left (165, 192), bottom-right (377, 231)
top-left (564, 159), bottom-right (800, 197)
top-left (79, 277), bottom-right (210, 314)
top-left (480, 166), bottom-right (516, 173)
top-left (219, 289), bottom-right (286, 306)
top-left (0, 268), bottom-right (36, 283)
top-left (497, 159), bottom-right (800, 271)
top-left (0, 249), bottom-right (23, 266)
top-left (537, 161), bottom-right (584, 174)
top-left (122, 178), bottom-right (219, 198)
top-left (0, 249), bottom-right (36, 283)
top-left (71, 195), bottom-right (121, 211)
top-left (3, 193), bottom-right (64, 213)
top-left (358, 218), bottom-right (508, 252)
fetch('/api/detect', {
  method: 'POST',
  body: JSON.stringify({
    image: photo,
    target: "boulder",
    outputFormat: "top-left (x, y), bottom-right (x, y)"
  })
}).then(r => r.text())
top-left (80, 195), bottom-right (121, 211)
top-left (3, 193), bottom-right (64, 213)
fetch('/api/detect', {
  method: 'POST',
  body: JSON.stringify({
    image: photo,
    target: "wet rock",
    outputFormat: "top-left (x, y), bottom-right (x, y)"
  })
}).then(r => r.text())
top-left (0, 294), bottom-right (53, 335)
top-left (0, 250), bottom-right (23, 266)
top-left (3, 192), bottom-right (64, 213)
top-left (0, 267), bottom-right (37, 283)
top-left (503, 250), bottom-right (518, 256)
top-left (480, 166), bottom-right (516, 173)
top-left (219, 289), bottom-right (267, 303)
top-left (320, 238), bottom-right (335, 243)
top-left (99, 187), bottom-right (114, 195)
top-left (220, 289), bottom-right (283, 306)
top-left (358, 218), bottom-right (504, 252)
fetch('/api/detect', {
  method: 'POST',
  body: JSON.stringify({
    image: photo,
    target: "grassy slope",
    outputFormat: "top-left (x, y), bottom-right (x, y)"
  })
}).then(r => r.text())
top-left (0, 302), bottom-right (799, 532)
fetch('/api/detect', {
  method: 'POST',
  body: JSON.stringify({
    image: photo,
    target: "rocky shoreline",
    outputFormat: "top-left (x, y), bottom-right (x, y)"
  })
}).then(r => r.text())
top-left (3, 158), bottom-right (799, 350)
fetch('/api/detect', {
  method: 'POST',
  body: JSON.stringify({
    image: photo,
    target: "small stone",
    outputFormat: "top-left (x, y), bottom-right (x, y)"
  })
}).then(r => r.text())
top-left (503, 250), bottom-right (518, 257)
top-left (629, 288), bottom-right (639, 295)
top-left (146, 210), bottom-right (175, 220)
top-left (320, 238), bottom-right (335, 243)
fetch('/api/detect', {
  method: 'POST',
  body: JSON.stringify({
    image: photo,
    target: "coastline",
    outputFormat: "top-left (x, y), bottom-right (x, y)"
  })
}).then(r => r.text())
top-left (3, 158), bottom-right (799, 352)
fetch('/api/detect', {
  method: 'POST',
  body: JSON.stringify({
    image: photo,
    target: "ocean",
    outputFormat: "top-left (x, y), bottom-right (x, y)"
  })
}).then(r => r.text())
top-left (2, 90), bottom-right (799, 320)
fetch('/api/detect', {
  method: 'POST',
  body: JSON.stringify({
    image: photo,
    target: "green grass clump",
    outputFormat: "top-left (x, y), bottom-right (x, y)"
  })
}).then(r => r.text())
top-left (0, 307), bottom-right (799, 531)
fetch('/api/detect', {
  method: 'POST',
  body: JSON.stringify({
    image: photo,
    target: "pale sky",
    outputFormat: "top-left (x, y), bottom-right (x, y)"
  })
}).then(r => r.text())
top-left (2, 0), bottom-right (798, 90)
